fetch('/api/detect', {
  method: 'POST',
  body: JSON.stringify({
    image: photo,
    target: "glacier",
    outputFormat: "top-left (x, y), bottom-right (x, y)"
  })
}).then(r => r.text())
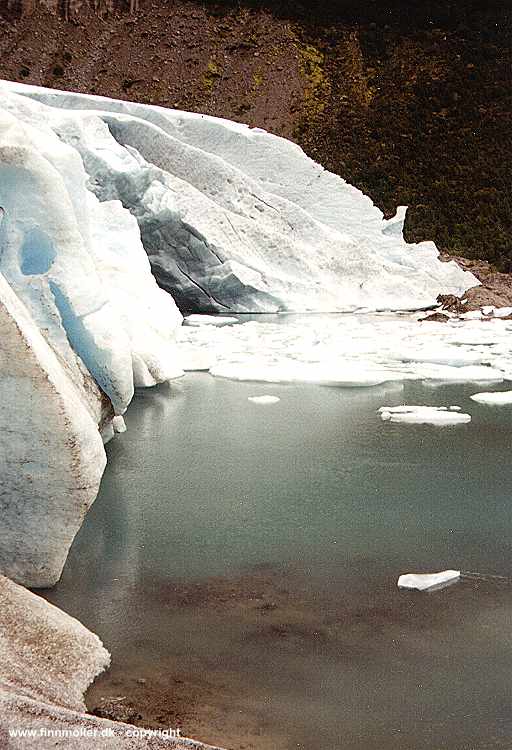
top-left (0, 80), bottom-right (481, 589)
top-left (1, 80), bottom-right (476, 314)
top-left (0, 80), bottom-right (507, 744)
top-left (0, 85), bottom-right (183, 587)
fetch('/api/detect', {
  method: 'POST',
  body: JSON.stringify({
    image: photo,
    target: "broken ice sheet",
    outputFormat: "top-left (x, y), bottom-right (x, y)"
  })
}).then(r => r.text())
top-left (398, 570), bottom-right (461, 591)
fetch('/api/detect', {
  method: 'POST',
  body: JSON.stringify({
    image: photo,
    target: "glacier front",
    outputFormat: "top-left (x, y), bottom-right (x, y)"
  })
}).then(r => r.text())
top-left (1, 80), bottom-right (476, 314)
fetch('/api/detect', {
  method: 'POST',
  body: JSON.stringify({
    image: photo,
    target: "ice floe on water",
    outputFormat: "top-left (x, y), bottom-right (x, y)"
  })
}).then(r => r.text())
top-left (459, 306), bottom-right (512, 320)
top-left (379, 405), bottom-right (471, 425)
top-left (470, 391), bottom-right (512, 406)
top-left (179, 348), bottom-right (215, 371)
top-left (112, 416), bottom-right (127, 433)
top-left (184, 315), bottom-right (239, 327)
top-left (419, 364), bottom-right (504, 384)
top-left (398, 570), bottom-right (461, 591)
top-left (177, 313), bottom-right (512, 389)
top-left (211, 361), bottom-right (392, 387)
top-left (248, 395), bottom-right (281, 405)
top-left (492, 307), bottom-right (512, 318)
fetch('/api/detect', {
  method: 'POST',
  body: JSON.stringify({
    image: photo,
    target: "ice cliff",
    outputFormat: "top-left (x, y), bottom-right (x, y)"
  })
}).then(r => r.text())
top-left (0, 84), bottom-right (183, 587)
top-left (0, 80), bottom-right (477, 587)
top-left (1, 81), bottom-right (475, 314)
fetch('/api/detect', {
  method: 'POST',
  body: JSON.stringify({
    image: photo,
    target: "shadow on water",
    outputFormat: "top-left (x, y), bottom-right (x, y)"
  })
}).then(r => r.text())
top-left (42, 373), bottom-right (512, 750)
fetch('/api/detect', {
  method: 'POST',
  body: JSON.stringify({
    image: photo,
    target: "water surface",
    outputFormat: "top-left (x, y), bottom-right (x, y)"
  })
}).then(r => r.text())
top-left (43, 369), bottom-right (512, 750)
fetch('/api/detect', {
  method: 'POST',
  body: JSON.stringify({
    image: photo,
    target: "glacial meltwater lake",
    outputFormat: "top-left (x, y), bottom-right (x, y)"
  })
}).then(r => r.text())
top-left (43, 367), bottom-right (512, 750)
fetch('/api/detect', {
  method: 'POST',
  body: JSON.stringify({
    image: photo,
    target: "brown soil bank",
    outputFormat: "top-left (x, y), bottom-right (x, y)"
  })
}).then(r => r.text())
top-left (0, 0), bottom-right (511, 270)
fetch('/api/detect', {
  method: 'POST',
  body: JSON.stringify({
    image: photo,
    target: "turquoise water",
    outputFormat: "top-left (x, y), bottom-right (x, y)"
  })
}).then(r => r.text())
top-left (43, 371), bottom-right (512, 750)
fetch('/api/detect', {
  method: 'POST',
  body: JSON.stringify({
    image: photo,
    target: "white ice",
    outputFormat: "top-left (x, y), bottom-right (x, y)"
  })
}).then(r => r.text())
top-left (0, 273), bottom-right (106, 587)
top-left (0, 92), bottom-right (183, 414)
top-left (0, 81), bottom-right (509, 590)
top-left (459, 306), bottom-right (512, 319)
top-left (178, 313), bottom-right (512, 389)
top-left (398, 570), bottom-right (461, 591)
top-left (184, 314), bottom-right (239, 327)
top-left (0, 86), bottom-right (183, 586)
top-left (477, 306), bottom-right (512, 318)
top-left (112, 415), bottom-right (127, 433)
top-left (248, 395), bottom-right (281, 405)
top-left (493, 307), bottom-right (512, 318)
top-left (1, 80), bottom-right (477, 314)
top-left (379, 405), bottom-right (471, 425)
top-left (470, 391), bottom-right (512, 405)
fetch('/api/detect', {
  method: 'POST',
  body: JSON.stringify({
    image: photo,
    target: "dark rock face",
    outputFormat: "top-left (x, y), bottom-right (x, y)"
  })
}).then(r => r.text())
top-left (0, 0), bottom-right (510, 272)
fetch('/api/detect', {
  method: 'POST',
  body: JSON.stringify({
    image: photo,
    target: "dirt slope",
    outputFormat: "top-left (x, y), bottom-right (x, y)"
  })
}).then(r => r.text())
top-left (0, 0), bottom-right (511, 270)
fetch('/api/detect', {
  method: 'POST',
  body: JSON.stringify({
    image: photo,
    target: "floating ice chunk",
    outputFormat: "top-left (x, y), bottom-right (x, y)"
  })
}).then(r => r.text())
top-left (401, 348), bottom-right (484, 367)
top-left (179, 349), bottom-right (215, 371)
top-left (184, 315), bottom-right (239, 327)
top-left (470, 391), bottom-right (512, 405)
top-left (101, 422), bottom-right (114, 444)
top-left (398, 570), bottom-right (460, 591)
top-left (379, 405), bottom-right (471, 425)
top-left (493, 307), bottom-right (512, 318)
top-left (419, 365), bottom-right (504, 383)
top-left (211, 361), bottom-right (392, 387)
top-left (178, 312), bottom-right (512, 391)
top-left (112, 416), bottom-right (127, 433)
top-left (378, 405), bottom-right (431, 413)
top-left (248, 395), bottom-right (281, 405)
top-left (450, 329), bottom-right (502, 346)
top-left (460, 310), bottom-right (483, 320)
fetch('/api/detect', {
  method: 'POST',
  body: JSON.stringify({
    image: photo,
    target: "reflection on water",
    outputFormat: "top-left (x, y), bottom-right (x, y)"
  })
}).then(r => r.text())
top-left (43, 372), bottom-right (512, 749)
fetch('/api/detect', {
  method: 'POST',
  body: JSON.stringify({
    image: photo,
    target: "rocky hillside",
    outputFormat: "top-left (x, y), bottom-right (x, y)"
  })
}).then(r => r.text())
top-left (0, 0), bottom-right (510, 269)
